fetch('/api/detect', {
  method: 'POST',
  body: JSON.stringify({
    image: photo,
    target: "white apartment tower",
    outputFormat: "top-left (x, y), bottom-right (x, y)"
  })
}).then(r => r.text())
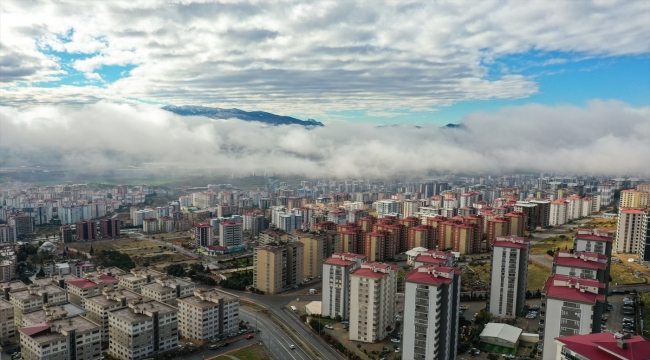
top-left (403, 265), bottom-right (461, 360)
top-left (376, 200), bottom-right (401, 218)
top-left (616, 208), bottom-right (648, 257)
top-left (219, 221), bottom-right (243, 247)
top-left (349, 262), bottom-right (397, 343)
top-left (322, 253), bottom-right (367, 320)
top-left (489, 236), bottom-right (530, 319)
top-left (539, 275), bottom-right (605, 360)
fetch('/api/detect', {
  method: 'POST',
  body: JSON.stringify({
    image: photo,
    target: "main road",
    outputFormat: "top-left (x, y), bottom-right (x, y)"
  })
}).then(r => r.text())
top-left (226, 288), bottom-right (344, 360)
top-left (239, 307), bottom-right (311, 360)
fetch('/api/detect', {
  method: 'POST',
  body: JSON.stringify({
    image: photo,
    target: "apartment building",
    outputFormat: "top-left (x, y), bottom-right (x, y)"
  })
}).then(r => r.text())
top-left (616, 208), bottom-right (648, 256)
top-left (620, 190), bottom-right (650, 208)
top-left (218, 221), bottom-right (243, 247)
top-left (539, 275), bottom-right (605, 360)
top-left (194, 223), bottom-right (213, 247)
top-left (413, 250), bottom-right (455, 268)
top-left (349, 262), bottom-right (397, 343)
top-left (288, 230), bottom-right (339, 279)
top-left (141, 276), bottom-right (194, 306)
top-left (489, 236), bottom-right (530, 319)
top-left (403, 265), bottom-right (461, 360)
top-left (66, 274), bottom-right (119, 307)
top-left (19, 316), bottom-right (102, 360)
top-left (108, 300), bottom-right (178, 360)
top-left (552, 250), bottom-right (607, 284)
top-left (117, 269), bottom-right (164, 293)
top-left (253, 242), bottom-right (304, 294)
top-left (10, 285), bottom-right (67, 329)
top-left (22, 303), bottom-right (86, 327)
top-left (0, 298), bottom-right (15, 342)
top-left (550, 199), bottom-right (568, 226)
top-left (554, 333), bottom-right (650, 360)
top-left (322, 253), bottom-right (367, 320)
top-left (177, 289), bottom-right (239, 342)
top-left (84, 289), bottom-right (142, 341)
top-left (376, 200), bottom-right (401, 218)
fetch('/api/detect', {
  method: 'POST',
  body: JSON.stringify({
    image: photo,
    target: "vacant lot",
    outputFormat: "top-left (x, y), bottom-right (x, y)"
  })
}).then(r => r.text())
top-left (527, 261), bottom-right (551, 290)
top-left (212, 343), bottom-right (272, 360)
top-left (583, 218), bottom-right (617, 231)
top-left (611, 262), bottom-right (646, 284)
top-left (72, 238), bottom-right (194, 267)
top-left (530, 235), bottom-right (574, 255)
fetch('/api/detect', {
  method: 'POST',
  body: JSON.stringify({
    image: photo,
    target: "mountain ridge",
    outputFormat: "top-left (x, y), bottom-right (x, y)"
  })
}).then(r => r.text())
top-left (162, 105), bottom-right (324, 127)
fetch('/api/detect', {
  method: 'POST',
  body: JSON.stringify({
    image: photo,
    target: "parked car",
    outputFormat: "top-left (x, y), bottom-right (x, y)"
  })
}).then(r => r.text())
top-left (391, 338), bottom-right (401, 343)
top-left (325, 325), bottom-right (334, 330)
top-left (246, 334), bottom-right (255, 339)
top-left (289, 345), bottom-right (296, 350)
top-left (612, 289), bottom-right (625, 294)
top-left (209, 345), bottom-right (218, 350)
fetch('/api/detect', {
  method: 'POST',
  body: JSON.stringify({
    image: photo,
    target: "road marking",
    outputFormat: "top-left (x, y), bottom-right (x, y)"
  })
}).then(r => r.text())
top-left (239, 308), bottom-right (306, 360)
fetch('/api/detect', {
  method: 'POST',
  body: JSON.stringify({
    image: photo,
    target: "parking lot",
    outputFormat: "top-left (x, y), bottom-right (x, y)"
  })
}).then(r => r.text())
top-left (605, 293), bottom-right (638, 335)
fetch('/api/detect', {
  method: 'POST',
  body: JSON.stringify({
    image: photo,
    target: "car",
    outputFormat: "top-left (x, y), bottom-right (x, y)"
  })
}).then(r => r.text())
top-left (220, 343), bottom-right (229, 347)
top-left (614, 332), bottom-right (624, 339)
top-left (246, 334), bottom-right (254, 339)
top-left (474, 350), bottom-right (481, 356)
top-left (395, 347), bottom-right (401, 353)
top-left (624, 318), bottom-right (634, 322)
top-left (239, 329), bottom-right (247, 333)
top-left (289, 345), bottom-right (296, 350)
top-left (612, 289), bottom-right (626, 294)
top-left (325, 325), bottom-right (334, 330)
top-left (391, 338), bottom-right (401, 343)
top-left (529, 305), bottom-right (540, 310)
top-left (209, 345), bottom-right (218, 350)
top-left (602, 316), bottom-right (608, 321)
top-left (341, 321), bottom-right (349, 325)
top-left (502, 355), bottom-right (515, 359)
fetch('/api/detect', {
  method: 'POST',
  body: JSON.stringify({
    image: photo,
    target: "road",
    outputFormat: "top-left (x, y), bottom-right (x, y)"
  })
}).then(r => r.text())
top-left (181, 340), bottom-right (251, 360)
top-left (239, 307), bottom-right (311, 360)
top-left (227, 290), bottom-right (344, 360)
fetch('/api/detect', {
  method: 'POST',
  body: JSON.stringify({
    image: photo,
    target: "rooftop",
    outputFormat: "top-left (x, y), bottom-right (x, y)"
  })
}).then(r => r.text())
top-left (20, 316), bottom-right (100, 344)
top-left (480, 323), bottom-right (523, 344)
top-left (556, 332), bottom-right (650, 360)
top-left (110, 300), bottom-right (176, 322)
top-left (543, 274), bottom-right (605, 303)
top-left (177, 289), bottom-right (238, 309)
top-left (554, 251), bottom-right (607, 270)
top-left (85, 289), bottom-right (142, 307)
top-left (405, 265), bottom-right (460, 286)
top-left (23, 303), bottom-right (86, 324)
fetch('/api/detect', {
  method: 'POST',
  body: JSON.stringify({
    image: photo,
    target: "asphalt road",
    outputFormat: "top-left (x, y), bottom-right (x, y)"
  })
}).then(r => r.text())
top-left (228, 290), bottom-right (343, 360)
top-left (239, 307), bottom-right (311, 360)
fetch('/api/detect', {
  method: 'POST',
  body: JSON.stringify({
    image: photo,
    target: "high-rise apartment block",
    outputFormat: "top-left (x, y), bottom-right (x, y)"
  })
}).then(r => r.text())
top-left (376, 200), bottom-right (401, 218)
top-left (84, 289), bottom-right (142, 341)
top-left (66, 274), bottom-right (119, 306)
top-left (289, 230), bottom-right (339, 279)
top-left (0, 224), bottom-right (18, 243)
top-left (100, 218), bottom-right (121, 238)
top-left (108, 300), bottom-right (178, 360)
top-left (412, 250), bottom-right (455, 268)
top-left (177, 289), bottom-right (239, 342)
top-left (19, 315), bottom-right (102, 360)
top-left (489, 236), bottom-right (530, 318)
top-left (219, 221), bottom-right (243, 247)
top-left (616, 208), bottom-right (648, 258)
top-left (322, 253), bottom-right (367, 320)
top-left (619, 190), bottom-right (650, 208)
top-left (194, 223), bottom-right (213, 247)
top-left (117, 269), bottom-right (164, 294)
top-left (552, 250), bottom-right (607, 283)
top-left (539, 275), bottom-right (605, 360)
top-left (0, 298), bottom-right (15, 342)
top-left (141, 276), bottom-right (194, 306)
top-left (253, 242), bottom-right (304, 294)
top-left (10, 285), bottom-right (67, 329)
top-left (349, 263), bottom-right (397, 343)
top-left (403, 265), bottom-right (461, 360)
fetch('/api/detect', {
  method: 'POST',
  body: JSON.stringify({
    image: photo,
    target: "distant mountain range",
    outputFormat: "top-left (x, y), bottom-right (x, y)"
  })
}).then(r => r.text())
top-left (162, 105), bottom-right (324, 127)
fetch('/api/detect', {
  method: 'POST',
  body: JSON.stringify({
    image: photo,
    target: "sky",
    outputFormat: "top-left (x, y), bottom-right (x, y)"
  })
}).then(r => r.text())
top-left (1, 0), bottom-right (649, 176)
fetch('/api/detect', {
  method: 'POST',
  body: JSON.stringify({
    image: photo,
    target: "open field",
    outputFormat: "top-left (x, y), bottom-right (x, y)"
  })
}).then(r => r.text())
top-left (583, 218), bottom-right (617, 231)
top-left (71, 238), bottom-right (195, 267)
top-left (212, 343), bottom-right (271, 360)
top-left (530, 235), bottom-right (574, 255)
top-left (527, 261), bottom-right (551, 290)
top-left (611, 262), bottom-right (646, 284)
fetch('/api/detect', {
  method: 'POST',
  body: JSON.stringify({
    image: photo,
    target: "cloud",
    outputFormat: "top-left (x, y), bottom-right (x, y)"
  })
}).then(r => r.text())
top-left (0, 0), bottom-right (648, 114)
top-left (0, 100), bottom-right (647, 178)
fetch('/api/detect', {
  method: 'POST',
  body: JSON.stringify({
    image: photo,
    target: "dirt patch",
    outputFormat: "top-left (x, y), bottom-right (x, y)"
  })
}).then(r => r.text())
top-left (210, 343), bottom-right (272, 360)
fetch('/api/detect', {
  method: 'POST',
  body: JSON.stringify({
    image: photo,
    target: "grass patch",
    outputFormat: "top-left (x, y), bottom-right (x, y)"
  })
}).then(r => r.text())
top-left (611, 262), bottom-right (646, 284)
top-left (527, 261), bottom-right (551, 291)
top-left (211, 343), bottom-right (271, 360)
top-left (473, 262), bottom-right (492, 282)
top-left (530, 235), bottom-right (574, 255)
top-left (583, 218), bottom-right (618, 231)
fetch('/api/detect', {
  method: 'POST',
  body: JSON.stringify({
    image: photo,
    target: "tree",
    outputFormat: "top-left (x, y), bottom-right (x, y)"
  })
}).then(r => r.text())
top-left (89, 246), bottom-right (95, 255)
top-left (36, 266), bottom-right (45, 278)
top-left (487, 354), bottom-right (499, 360)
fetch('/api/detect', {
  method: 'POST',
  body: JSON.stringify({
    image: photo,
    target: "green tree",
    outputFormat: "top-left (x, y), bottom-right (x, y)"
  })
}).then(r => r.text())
top-left (36, 266), bottom-right (45, 278)
top-left (89, 246), bottom-right (94, 255)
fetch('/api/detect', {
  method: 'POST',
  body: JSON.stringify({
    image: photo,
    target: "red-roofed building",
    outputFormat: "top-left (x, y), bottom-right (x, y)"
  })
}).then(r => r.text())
top-left (575, 228), bottom-right (613, 257)
top-left (349, 262), bottom-right (397, 343)
top-left (555, 332), bottom-right (650, 360)
top-left (413, 250), bottom-right (455, 268)
top-left (66, 273), bottom-right (118, 306)
top-left (553, 250), bottom-right (608, 286)
top-left (539, 274), bottom-right (606, 360)
top-left (322, 253), bottom-right (367, 320)
top-left (403, 265), bottom-right (461, 360)
top-left (489, 236), bottom-right (530, 319)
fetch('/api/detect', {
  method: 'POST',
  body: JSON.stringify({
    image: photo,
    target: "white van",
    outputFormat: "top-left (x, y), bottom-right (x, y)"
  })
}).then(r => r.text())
top-left (290, 306), bottom-right (297, 312)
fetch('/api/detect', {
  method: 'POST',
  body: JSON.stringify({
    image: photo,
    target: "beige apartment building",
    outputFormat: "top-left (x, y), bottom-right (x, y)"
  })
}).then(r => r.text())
top-left (19, 315), bottom-right (102, 360)
top-left (619, 189), bottom-right (650, 208)
top-left (10, 284), bottom-right (67, 329)
top-left (177, 289), bottom-right (239, 342)
top-left (141, 276), bottom-right (194, 306)
top-left (22, 303), bottom-right (86, 327)
top-left (117, 269), bottom-right (164, 293)
top-left (66, 274), bottom-right (119, 307)
top-left (349, 262), bottom-right (398, 343)
top-left (2, 280), bottom-right (27, 300)
top-left (0, 298), bottom-right (15, 342)
top-left (84, 289), bottom-right (142, 341)
top-left (288, 230), bottom-right (339, 279)
top-left (108, 300), bottom-right (178, 360)
top-left (253, 242), bottom-right (304, 294)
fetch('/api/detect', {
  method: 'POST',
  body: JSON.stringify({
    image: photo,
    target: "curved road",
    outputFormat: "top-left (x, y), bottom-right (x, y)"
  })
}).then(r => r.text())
top-left (240, 307), bottom-right (311, 360)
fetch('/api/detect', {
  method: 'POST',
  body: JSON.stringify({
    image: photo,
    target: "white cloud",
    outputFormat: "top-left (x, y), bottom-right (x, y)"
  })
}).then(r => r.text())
top-left (0, 0), bottom-right (648, 114)
top-left (0, 100), bottom-right (647, 177)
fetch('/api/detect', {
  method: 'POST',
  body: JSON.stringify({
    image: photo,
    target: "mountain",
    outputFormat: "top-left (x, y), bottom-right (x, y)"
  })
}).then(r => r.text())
top-left (162, 105), bottom-right (324, 127)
